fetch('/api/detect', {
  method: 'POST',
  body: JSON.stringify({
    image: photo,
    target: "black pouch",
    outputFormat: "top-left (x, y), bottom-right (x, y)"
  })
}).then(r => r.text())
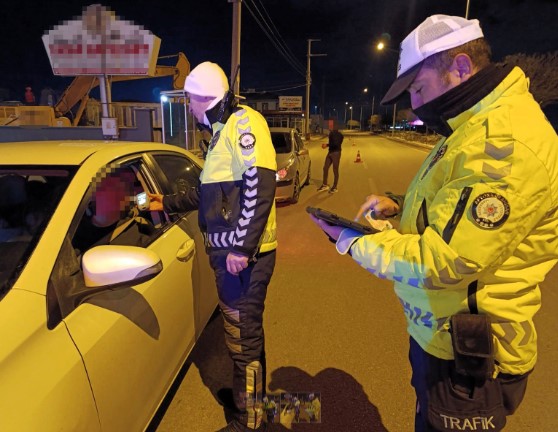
top-left (426, 358), bottom-right (507, 431)
top-left (450, 313), bottom-right (494, 380)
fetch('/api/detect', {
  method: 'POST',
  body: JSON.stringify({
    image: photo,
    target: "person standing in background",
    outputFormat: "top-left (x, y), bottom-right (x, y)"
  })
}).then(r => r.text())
top-left (317, 129), bottom-right (344, 194)
top-left (24, 87), bottom-right (36, 105)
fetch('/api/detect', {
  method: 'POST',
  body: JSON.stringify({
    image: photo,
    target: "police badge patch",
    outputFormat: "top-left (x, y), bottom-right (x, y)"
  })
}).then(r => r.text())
top-left (471, 193), bottom-right (510, 229)
top-left (239, 133), bottom-right (256, 149)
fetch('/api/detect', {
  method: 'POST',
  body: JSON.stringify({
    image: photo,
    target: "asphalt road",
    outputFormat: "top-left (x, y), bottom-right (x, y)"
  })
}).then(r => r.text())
top-left (150, 133), bottom-right (558, 432)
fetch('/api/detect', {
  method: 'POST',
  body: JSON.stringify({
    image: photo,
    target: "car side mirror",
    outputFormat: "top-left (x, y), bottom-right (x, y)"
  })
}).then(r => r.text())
top-left (82, 245), bottom-right (162, 289)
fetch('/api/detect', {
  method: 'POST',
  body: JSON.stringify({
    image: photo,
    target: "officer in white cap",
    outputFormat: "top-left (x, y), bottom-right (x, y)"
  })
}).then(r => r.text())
top-left (311, 14), bottom-right (558, 431)
top-left (149, 61), bottom-right (277, 432)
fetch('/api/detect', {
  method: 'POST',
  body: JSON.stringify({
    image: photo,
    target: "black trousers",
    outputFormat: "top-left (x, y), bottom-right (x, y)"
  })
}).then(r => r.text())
top-left (322, 151), bottom-right (341, 189)
top-left (210, 249), bottom-right (276, 429)
top-left (409, 337), bottom-right (530, 432)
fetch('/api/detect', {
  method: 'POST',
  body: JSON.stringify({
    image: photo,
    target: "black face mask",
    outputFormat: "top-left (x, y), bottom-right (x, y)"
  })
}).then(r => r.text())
top-left (413, 64), bottom-right (513, 137)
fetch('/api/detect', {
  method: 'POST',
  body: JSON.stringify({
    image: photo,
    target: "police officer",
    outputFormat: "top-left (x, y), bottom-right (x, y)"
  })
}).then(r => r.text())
top-left (311, 15), bottom-right (558, 431)
top-left (149, 62), bottom-right (277, 432)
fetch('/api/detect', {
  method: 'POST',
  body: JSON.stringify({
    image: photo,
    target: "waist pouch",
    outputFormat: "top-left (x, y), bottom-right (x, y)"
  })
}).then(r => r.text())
top-left (426, 358), bottom-right (507, 431)
top-left (450, 313), bottom-right (494, 380)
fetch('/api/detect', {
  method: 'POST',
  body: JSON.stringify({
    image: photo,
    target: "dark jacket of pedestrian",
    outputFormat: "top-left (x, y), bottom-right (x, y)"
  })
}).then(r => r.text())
top-left (328, 130), bottom-right (344, 152)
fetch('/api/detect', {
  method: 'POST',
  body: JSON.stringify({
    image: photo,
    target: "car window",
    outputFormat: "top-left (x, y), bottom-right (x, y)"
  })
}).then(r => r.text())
top-left (0, 167), bottom-right (76, 300)
top-left (292, 131), bottom-right (301, 152)
top-left (71, 159), bottom-right (161, 255)
top-left (295, 133), bottom-right (305, 151)
top-left (271, 132), bottom-right (292, 154)
top-left (152, 154), bottom-right (201, 195)
top-left (47, 157), bottom-right (165, 327)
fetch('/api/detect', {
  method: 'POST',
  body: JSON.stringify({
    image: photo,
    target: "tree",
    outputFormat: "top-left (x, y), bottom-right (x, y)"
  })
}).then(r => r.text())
top-left (499, 52), bottom-right (558, 108)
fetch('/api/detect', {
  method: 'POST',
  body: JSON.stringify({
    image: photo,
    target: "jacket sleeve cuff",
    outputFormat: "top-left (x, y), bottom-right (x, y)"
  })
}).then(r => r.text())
top-left (336, 228), bottom-right (362, 255)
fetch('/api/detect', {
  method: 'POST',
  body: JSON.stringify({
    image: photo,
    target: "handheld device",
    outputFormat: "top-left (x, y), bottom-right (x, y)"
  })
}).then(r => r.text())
top-left (136, 192), bottom-right (150, 211)
top-left (306, 206), bottom-right (379, 234)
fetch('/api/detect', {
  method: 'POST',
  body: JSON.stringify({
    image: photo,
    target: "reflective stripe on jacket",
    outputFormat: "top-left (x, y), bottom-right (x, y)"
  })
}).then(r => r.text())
top-left (338, 67), bottom-right (558, 375)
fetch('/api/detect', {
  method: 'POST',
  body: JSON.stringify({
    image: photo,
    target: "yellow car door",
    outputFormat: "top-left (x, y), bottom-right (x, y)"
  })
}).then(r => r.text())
top-left (62, 223), bottom-right (197, 431)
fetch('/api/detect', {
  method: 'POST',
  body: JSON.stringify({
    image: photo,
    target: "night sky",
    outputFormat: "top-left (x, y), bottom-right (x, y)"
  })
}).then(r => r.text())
top-left (1, 0), bottom-right (557, 115)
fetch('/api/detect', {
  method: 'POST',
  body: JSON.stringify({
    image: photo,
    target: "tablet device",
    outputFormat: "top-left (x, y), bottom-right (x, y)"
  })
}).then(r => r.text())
top-left (306, 206), bottom-right (379, 234)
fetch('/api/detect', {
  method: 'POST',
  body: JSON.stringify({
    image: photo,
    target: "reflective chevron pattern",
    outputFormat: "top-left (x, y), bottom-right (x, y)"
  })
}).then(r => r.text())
top-left (233, 108), bottom-right (259, 248)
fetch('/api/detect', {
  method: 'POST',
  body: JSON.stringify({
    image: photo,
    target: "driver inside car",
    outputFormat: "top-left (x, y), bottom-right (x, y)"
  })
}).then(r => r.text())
top-left (73, 168), bottom-right (153, 254)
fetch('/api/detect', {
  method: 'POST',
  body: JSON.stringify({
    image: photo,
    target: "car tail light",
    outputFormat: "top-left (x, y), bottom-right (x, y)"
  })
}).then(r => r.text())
top-left (276, 168), bottom-right (288, 180)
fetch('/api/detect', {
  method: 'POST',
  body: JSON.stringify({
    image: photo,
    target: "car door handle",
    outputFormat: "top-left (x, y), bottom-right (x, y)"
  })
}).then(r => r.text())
top-left (177, 238), bottom-right (195, 262)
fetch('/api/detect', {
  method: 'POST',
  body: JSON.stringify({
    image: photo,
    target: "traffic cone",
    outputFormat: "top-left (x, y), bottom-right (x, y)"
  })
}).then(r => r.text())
top-left (354, 150), bottom-right (362, 163)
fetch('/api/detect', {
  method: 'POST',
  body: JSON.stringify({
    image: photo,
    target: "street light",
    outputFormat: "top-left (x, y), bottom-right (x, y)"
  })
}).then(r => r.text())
top-left (344, 101), bottom-right (348, 126)
top-left (375, 40), bottom-right (399, 134)
top-left (349, 105), bottom-right (353, 129)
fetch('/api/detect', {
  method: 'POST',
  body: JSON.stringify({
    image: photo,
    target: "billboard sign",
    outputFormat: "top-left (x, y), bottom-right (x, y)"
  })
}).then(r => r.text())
top-left (278, 96), bottom-right (303, 110)
top-left (42, 4), bottom-right (160, 76)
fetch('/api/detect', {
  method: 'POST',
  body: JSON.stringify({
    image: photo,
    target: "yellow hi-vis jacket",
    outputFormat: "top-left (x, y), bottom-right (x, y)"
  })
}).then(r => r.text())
top-left (163, 104), bottom-right (277, 257)
top-left (199, 104), bottom-right (277, 255)
top-left (336, 67), bottom-right (558, 376)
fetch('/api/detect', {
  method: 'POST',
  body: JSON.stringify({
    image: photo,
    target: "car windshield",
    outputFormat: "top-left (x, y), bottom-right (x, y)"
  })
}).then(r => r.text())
top-left (271, 132), bottom-right (292, 154)
top-left (0, 166), bottom-right (76, 299)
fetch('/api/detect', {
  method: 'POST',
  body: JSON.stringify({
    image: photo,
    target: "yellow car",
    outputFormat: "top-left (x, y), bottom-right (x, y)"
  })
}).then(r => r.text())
top-left (0, 141), bottom-right (218, 431)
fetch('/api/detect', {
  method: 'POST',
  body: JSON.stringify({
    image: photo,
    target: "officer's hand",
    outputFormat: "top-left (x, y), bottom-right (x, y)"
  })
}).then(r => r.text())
top-left (147, 193), bottom-right (164, 211)
top-left (309, 214), bottom-right (344, 242)
top-left (226, 252), bottom-right (249, 275)
top-left (355, 194), bottom-right (399, 221)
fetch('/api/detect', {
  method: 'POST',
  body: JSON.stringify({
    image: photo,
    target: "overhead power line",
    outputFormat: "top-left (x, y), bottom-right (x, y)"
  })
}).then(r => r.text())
top-left (243, 0), bottom-right (306, 77)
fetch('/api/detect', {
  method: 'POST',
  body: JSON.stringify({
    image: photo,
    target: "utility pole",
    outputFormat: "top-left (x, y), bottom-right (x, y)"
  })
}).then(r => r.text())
top-left (230, 0), bottom-right (242, 95)
top-left (305, 39), bottom-right (326, 139)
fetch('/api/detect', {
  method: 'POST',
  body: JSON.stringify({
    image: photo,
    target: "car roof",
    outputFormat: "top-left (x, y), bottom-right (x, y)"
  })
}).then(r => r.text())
top-left (0, 140), bottom-right (190, 165)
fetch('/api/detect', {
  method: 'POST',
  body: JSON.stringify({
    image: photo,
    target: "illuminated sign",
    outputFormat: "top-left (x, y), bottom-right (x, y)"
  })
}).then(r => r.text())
top-left (42, 4), bottom-right (160, 76)
top-left (279, 96), bottom-right (303, 110)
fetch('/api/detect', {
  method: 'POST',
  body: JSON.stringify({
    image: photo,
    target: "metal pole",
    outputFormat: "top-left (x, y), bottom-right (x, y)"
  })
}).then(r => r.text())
top-left (359, 105), bottom-right (363, 130)
top-left (98, 75), bottom-right (110, 118)
top-left (305, 39), bottom-right (312, 139)
top-left (391, 103), bottom-right (397, 135)
top-left (465, 0), bottom-right (471, 19)
top-left (305, 39), bottom-right (326, 139)
top-left (371, 95), bottom-right (375, 117)
top-left (230, 0), bottom-right (242, 95)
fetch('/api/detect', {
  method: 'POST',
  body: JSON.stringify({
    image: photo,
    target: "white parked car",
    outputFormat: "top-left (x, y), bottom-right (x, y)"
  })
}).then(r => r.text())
top-left (271, 127), bottom-right (311, 203)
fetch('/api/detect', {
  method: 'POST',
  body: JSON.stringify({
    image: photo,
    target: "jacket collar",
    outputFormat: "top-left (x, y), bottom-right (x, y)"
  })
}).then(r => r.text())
top-left (414, 63), bottom-right (517, 136)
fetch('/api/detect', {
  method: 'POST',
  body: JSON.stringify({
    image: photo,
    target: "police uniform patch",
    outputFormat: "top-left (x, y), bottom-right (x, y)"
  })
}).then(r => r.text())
top-left (471, 193), bottom-right (510, 229)
top-left (239, 133), bottom-right (256, 149)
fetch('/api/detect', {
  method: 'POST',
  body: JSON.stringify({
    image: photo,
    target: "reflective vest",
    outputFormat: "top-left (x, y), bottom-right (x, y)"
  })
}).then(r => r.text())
top-left (199, 105), bottom-right (277, 255)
